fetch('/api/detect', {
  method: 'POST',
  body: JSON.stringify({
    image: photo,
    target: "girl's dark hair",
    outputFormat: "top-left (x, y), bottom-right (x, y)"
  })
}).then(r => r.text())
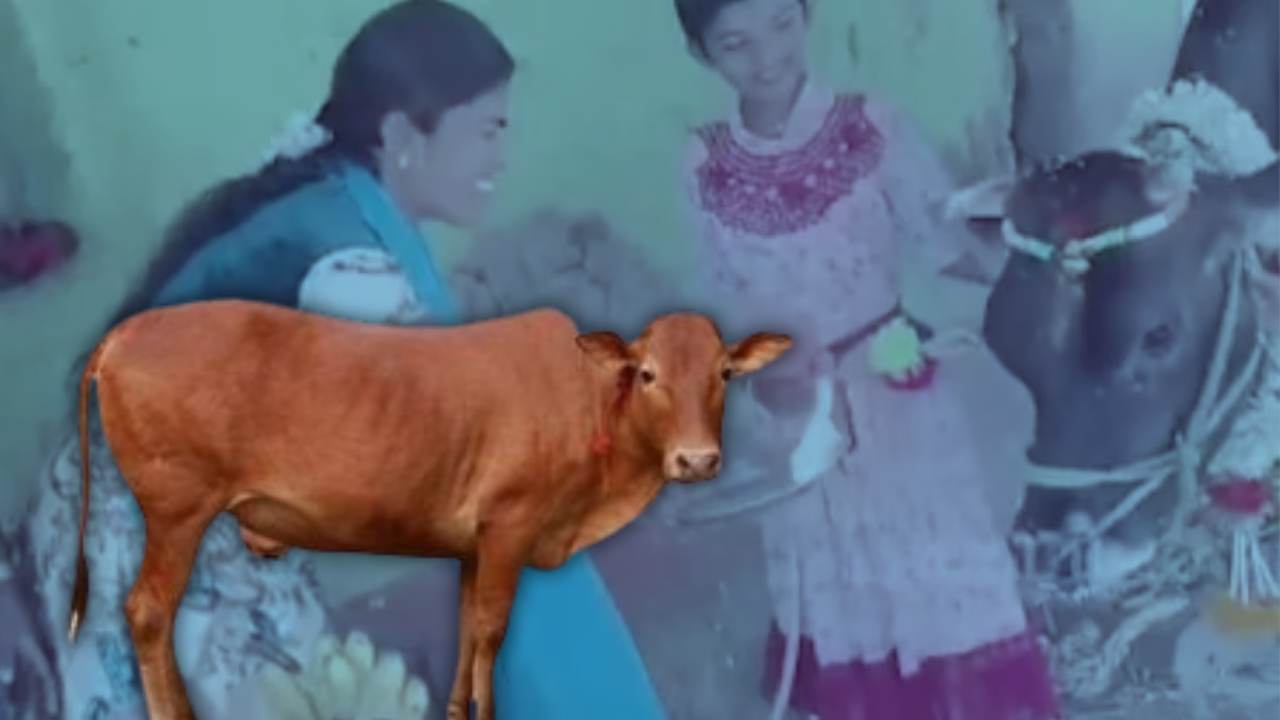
top-left (674, 0), bottom-right (807, 51)
top-left (107, 0), bottom-right (514, 327)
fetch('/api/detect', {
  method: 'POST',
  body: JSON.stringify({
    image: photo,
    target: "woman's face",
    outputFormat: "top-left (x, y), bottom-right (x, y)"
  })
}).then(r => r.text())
top-left (385, 82), bottom-right (511, 227)
top-left (698, 0), bottom-right (809, 106)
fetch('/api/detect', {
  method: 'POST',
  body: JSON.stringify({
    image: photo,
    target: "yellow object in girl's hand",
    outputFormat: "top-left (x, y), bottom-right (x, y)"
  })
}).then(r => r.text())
top-left (868, 316), bottom-right (926, 381)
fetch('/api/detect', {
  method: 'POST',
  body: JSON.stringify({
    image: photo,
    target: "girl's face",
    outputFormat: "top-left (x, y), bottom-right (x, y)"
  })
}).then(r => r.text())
top-left (381, 83), bottom-right (511, 227)
top-left (698, 0), bottom-right (809, 106)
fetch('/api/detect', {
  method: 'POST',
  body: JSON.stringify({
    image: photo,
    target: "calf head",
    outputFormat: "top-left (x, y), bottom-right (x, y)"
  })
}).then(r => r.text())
top-left (576, 312), bottom-right (790, 482)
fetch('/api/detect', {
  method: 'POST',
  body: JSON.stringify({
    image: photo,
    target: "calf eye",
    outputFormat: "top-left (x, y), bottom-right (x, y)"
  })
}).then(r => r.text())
top-left (639, 368), bottom-right (657, 385)
top-left (720, 367), bottom-right (734, 382)
top-left (1141, 322), bottom-right (1176, 357)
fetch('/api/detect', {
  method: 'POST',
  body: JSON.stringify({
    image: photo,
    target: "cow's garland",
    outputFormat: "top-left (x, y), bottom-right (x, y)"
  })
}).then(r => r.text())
top-left (1122, 78), bottom-right (1279, 187)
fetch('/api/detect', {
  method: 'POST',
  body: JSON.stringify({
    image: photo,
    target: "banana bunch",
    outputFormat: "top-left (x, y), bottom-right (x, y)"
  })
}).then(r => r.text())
top-left (256, 631), bottom-right (430, 720)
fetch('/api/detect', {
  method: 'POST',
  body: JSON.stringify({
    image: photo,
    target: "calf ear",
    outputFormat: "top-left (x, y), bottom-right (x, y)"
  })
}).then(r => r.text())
top-left (726, 333), bottom-right (792, 376)
top-left (576, 331), bottom-right (634, 372)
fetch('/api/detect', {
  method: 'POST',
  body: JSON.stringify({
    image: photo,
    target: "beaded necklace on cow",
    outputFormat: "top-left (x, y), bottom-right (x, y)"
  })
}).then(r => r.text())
top-left (1000, 190), bottom-right (1191, 280)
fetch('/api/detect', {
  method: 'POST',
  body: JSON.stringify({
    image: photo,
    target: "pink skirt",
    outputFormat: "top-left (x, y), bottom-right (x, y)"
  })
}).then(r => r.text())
top-left (762, 624), bottom-right (1062, 720)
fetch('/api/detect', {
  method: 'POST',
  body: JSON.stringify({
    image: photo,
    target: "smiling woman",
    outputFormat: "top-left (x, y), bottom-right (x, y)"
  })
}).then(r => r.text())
top-left (24, 2), bottom-right (667, 719)
top-left (100, 0), bottom-right (515, 328)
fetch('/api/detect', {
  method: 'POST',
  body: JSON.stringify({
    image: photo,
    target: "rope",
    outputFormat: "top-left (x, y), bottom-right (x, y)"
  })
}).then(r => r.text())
top-left (999, 190), bottom-right (1191, 277)
top-left (1027, 249), bottom-right (1256, 492)
top-left (1033, 250), bottom-right (1264, 571)
top-left (768, 544), bottom-right (802, 720)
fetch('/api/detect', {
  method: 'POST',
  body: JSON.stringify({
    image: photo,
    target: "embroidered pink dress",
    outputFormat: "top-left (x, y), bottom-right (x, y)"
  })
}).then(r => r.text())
top-left (684, 80), bottom-right (1060, 719)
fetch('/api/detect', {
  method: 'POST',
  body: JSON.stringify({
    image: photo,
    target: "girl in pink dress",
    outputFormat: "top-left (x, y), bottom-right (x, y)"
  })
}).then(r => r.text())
top-left (674, 1), bottom-right (1062, 717)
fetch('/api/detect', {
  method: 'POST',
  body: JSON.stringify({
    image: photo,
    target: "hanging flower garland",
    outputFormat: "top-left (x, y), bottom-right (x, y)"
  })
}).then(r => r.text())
top-left (867, 315), bottom-right (937, 390)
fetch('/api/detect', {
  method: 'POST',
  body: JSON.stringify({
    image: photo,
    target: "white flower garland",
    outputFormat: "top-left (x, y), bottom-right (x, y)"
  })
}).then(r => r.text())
top-left (1208, 342), bottom-right (1280, 480)
top-left (1121, 77), bottom-right (1279, 188)
top-left (259, 111), bottom-right (332, 168)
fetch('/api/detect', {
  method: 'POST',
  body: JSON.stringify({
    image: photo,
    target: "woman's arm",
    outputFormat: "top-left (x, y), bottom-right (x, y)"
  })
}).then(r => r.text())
top-left (297, 246), bottom-right (428, 325)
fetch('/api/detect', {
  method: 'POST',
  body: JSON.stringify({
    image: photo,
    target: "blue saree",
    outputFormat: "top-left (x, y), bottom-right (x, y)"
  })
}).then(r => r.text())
top-left (151, 162), bottom-right (667, 719)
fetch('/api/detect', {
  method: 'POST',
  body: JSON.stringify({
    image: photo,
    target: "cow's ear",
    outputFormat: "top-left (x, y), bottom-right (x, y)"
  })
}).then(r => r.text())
top-left (944, 174), bottom-right (1015, 221)
top-left (726, 333), bottom-right (792, 377)
top-left (576, 331), bottom-right (634, 372)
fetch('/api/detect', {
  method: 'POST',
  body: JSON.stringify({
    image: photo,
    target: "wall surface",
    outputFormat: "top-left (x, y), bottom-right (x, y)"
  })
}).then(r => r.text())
top-left (0, 2), bottom-right (1205, 717)
top-left (0, 0), bottom-right (1022, 517)
top-left (5, 0), bottom-right (1196, 521)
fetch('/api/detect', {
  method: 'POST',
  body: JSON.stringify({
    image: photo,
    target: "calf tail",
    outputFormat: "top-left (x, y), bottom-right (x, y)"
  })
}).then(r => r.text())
top-left (68, 338), bottom-right (106, 644)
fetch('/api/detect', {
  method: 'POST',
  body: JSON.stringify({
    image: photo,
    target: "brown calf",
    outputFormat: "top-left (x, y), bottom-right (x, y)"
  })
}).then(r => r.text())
top-left (67, 299), bottom-right (789, 719)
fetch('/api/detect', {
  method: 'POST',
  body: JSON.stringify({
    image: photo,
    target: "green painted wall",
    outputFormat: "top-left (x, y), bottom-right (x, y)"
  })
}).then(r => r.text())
top-left (0, 0), bottom-right (1023, 517)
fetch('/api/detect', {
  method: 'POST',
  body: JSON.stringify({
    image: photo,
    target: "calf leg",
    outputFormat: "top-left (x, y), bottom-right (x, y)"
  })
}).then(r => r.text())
top-left (124, 507), bottom-right (214, 720)
top-left (446, 558), bottom-right (478, 720)
top-left (469, 546), bottom-right (522, 720)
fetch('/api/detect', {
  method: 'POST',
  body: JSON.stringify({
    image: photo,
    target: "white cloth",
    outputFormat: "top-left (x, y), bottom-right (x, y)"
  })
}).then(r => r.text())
top-left (788, 377), bottom-right (845, 488)
top-left (299, 247), bottom-right (430, 325)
